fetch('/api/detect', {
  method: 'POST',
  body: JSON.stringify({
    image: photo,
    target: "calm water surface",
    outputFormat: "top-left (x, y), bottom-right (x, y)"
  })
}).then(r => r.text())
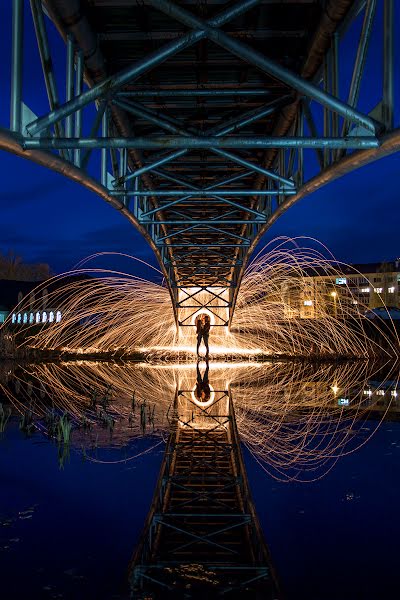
top-left (1, 360), bottom-right (399, 599)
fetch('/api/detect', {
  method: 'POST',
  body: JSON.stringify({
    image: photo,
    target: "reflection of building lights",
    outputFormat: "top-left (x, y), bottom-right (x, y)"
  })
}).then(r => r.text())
top-left (338, 398), bottom-right (349, 406)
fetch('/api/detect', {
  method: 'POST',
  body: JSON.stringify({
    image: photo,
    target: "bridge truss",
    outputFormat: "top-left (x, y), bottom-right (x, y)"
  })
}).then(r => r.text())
top-left (129, 385), bottom-right (280, 598)
top-left (1, 0), bottom-right (399, 325)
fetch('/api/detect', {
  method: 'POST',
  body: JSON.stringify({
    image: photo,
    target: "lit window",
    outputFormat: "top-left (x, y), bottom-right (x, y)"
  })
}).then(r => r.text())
top-left (376, 389), bottom-right (385, 396)
top-left (303, 300), bottom-right (313, 306)
top-left (56, 311), bottom-right (62, 323)
top-left (23, 313), bottom-right (28, 324)
top-left (374, 288), bottom-right (383, 293)
top-left (29, 313), bottom-right (34, 324)
top-left (388, 287), bottom-right (395, 293)
top-left (17, 313), bottom-right (21, 324)
top-left (360, 288), bottom-right (370, 293)
top-left (391, 390), bottom-right (398, 397)
top-left (49, 311), bottom-right (54, 323)
top-left (36, 312), bottom-right (41, 323)
top-left (42, 312), bottom-right (47, 323)
top-left (11, 313), bottom-right (16, 324)
top-left (352, 300), bottom-right (358, 305)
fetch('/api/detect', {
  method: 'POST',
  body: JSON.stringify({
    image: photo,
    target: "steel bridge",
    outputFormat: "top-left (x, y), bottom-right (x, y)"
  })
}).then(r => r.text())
top-left (1, 0), bottom-right (399, 325)
top-left (129, 383), bottom-right (280, 598)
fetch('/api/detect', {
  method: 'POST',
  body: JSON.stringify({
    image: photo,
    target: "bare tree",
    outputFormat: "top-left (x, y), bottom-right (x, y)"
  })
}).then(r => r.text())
top-left (0, 250), bottom-right (51, 281)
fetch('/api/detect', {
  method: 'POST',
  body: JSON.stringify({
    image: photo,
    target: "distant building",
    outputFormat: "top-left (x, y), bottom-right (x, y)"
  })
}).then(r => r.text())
top-left (282, 260), bottom-right (400, 319)
top-left (0, 304), bottom-right (9, 323)
top-left (0, 275), bottom-right (93, 328)
top-left (0, 280), bottom-right (44, 323)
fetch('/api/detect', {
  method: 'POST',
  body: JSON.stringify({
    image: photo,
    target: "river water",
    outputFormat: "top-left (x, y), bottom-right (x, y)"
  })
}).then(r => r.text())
top-left (0, 359), bottom-right (399, 599)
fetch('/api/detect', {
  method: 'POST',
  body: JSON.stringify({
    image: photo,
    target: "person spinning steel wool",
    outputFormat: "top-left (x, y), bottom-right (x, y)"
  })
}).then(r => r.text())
top-left (196, 313), bottom-right (210, 358)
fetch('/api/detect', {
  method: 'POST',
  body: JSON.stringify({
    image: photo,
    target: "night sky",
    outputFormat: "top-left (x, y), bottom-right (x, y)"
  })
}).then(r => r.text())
top-left (0, 2), bottom-right (399, 277)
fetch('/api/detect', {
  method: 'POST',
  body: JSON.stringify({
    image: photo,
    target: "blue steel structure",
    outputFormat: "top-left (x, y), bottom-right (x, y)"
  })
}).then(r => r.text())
top-left (1, 0), bottom-right (399, 325)
top-left (129, 385), bottom-right (281, 598)
top-left (1, 4), bottom-right (399, 597)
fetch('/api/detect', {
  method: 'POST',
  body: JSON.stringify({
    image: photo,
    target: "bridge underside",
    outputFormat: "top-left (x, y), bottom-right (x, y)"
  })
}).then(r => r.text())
top-left (2, 0), bottom-right (398, 324)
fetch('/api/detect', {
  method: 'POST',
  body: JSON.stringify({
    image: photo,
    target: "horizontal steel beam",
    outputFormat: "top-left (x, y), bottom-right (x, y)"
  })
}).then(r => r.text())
top-left (144, 219), bottom-right (265, 224)
top-left (117, 88), bottom-right (271, 97)
top-left (24, 136), bottom-right (380, 149)
top-left (156, 243), bottom-right (249, 247)
top-left (119, 97), bottom-right (293, 186)
top-left (140, 196), bottom-right (264, 218)
top-left (100, 28), bottom-right (306, 42)
top-left (110, 189), bottom-right (296, 196)
top-left (166, 263), bottom-right (242, 267)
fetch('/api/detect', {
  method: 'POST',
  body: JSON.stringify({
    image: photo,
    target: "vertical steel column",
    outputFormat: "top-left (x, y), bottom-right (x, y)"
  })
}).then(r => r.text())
top-left (278, 150), bottom-right (284, 206)
top-left (349, 0), bottom-right (377, 107)
top-left (30, 1), bottom-right (61, 122)
top-left (298, 105), bottom-right (304, 185)
top-left (331, 32), bottom-right (339, 161)
top-left (101, 108), bottom-right (108, 187)
top-left (74, 49), bottom-right (84, 167)
top-left (10, 0), bottom-right (24, 132)
top-left (383, 0), bottom-right (394, 130)
top-left (81, 101), bottom-right (107, 169)
top-left (342, 0), bottom-right (377, 137)
top-left (65, 34), bottom-right (75, 159)
top-left (133, 175), bottom-right (140, 218)
top-left (119, 148), bottom-right (128, 206)
top-left (323, 53), bottom-right (331, 167)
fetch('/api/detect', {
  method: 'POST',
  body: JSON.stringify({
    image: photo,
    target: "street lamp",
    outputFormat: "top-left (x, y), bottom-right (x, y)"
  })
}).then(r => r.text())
top-left (330, 291), bottom-right (337, 318)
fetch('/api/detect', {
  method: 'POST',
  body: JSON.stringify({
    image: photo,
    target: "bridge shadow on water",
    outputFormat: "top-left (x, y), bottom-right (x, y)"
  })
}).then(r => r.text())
top-left (0, 357), bottom-right (399, 599)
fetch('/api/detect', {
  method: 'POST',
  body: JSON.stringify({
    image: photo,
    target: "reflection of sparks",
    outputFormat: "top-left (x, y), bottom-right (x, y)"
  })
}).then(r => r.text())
top-left (1, 358), bottom-right (398, 482)
top-left (142, 345), bottom-right (263, 355)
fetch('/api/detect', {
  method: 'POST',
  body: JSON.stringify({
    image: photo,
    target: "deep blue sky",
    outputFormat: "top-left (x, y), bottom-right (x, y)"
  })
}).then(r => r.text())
top-left (0, 1), bottom-right (399, 276)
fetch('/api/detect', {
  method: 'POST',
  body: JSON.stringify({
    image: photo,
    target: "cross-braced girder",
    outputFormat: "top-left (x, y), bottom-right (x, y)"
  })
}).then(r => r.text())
top-left (1, 0), bottom-right (399, 325)
top-left (129, 384), bottom-right (280, 597)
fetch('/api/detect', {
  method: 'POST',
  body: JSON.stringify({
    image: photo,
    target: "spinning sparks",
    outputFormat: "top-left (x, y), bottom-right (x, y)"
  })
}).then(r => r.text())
top-left (1, 238), bottom-right (398, 359)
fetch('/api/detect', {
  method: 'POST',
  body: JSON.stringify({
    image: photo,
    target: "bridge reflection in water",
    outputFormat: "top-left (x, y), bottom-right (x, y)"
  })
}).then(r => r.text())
top-left (1, 358), bottom-right (398, 598)
top-left (130, 364), bottom-right (279, 598)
